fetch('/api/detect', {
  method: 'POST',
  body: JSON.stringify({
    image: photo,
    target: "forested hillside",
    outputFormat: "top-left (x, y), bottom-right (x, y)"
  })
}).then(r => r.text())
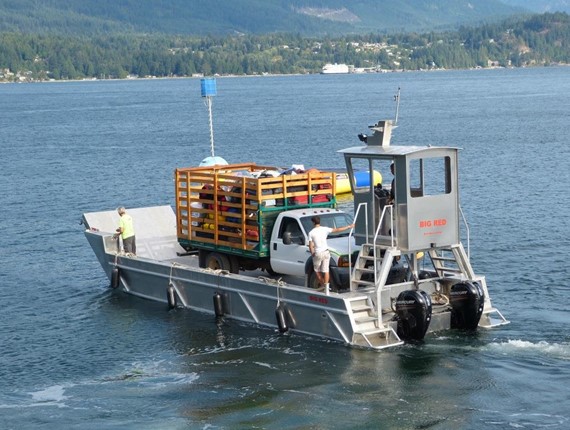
top-left (0, 0), bottom-right (525, 36)
top-left (1, 13), bottom-right (568, 82)
top-left (501, 0), bottom-right (570, 13)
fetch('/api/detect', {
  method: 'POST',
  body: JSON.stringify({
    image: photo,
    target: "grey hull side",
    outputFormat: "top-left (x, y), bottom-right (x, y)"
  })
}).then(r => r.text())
top-left (83, 205), bottom-right (506, 349)
top-left (85, 229), bottom-right (365, 346)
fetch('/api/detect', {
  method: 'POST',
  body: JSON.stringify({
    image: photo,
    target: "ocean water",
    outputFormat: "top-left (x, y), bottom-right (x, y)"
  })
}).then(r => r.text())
top-left (1, 67), bottom-right (570, 429)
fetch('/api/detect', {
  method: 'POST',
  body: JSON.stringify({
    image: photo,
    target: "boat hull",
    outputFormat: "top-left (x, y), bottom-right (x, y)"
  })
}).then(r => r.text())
top-left (85, 229), bottom-right (370, 345)
top-left (83, 206), bottom-right (506, 350)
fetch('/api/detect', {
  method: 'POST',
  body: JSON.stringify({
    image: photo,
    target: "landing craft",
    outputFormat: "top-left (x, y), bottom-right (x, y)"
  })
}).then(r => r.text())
top-left (83, 92), bottom-right (508, 349)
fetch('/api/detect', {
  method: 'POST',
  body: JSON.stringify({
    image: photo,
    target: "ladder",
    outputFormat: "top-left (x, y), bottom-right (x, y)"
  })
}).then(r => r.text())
top-left (346, 296), bottom-right (403, 349)
top-left (428, 243), bottom-right (474, 279)
top-left (350, 242), bottom-right (380, 290)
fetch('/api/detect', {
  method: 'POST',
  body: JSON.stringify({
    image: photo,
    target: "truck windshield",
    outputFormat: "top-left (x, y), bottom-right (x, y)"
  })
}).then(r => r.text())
top-left (300, 212), bottom-right (354, 237)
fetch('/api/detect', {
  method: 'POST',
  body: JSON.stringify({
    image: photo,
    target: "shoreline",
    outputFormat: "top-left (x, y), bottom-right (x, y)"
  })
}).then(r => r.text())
top-left (1, 63), bottom-right (568, 84)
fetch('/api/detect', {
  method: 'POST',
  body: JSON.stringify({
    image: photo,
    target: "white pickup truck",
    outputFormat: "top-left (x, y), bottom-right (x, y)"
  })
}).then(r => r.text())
top-left (267, 208), bottom-right (356, 290)
top-left (193, 208), bottom-right (357, 291)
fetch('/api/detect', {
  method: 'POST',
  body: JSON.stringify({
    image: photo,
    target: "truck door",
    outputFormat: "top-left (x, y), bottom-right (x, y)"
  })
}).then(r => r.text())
top-left (270, 216), bottom-right (310, 275)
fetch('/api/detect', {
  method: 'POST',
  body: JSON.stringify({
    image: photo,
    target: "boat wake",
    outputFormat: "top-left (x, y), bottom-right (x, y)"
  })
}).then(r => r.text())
top-left (488, 339), bottom-right (570, 360)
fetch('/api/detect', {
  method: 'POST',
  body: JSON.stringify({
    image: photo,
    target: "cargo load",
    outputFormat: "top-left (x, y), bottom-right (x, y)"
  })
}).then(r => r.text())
top-left (175, 163), bottom-right (336, 258)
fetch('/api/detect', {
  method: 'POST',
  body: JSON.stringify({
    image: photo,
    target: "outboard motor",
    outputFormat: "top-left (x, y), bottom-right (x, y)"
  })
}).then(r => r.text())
top-left (450, 281), bottom-right (485, 330)
top-left (395, 290), bottom-right (432, 341)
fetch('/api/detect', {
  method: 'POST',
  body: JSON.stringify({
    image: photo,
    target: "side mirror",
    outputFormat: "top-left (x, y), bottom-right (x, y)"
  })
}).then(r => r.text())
top-left (283, 232), bottom-right (292, 245)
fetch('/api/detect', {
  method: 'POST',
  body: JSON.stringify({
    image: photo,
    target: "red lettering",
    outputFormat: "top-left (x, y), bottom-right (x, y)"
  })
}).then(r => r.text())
top-left (434, 218), bottom-right (447, 226)
top-left (309, 295), bottom-right (328, 304)
top-left (420, 219), bottom-right (447, 228)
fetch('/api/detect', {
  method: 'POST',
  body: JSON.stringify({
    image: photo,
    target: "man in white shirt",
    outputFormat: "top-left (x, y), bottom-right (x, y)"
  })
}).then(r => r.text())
top-left (308, 215), bottom-right (354, 294)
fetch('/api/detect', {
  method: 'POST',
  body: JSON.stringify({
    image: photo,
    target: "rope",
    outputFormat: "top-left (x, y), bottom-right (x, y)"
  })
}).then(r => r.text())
top-left (169, 262), bottom-right (177, 285)
top-left (253, 276), bottom-right (286, 307)
top-left (431, 291), bottom-right (450, 306)
top-left (202, 268), bottom-right (230, 276)
top-left (257, 276), bottom-right (285, 287)
top-left (113, 250), bottom-right (136, 259)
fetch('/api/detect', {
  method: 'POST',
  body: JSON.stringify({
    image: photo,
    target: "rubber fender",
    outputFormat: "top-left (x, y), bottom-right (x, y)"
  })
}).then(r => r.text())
top-left (110, 267), bottom-right (120, 289)
top-left (167, 284), bottom-right (177, 310)
top-left (213, 292), bottom-right (224, 317)
top-left (450, 281), bottom-right (485, 330)
top-left (395, 290), bottom-right (432, 341)
top-left (275, 303), bottom-right (288, 333)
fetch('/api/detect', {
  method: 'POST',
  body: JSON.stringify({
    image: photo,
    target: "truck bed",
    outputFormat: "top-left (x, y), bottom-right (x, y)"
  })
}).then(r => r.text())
top-left (175, 163), bottom-right (337, 258)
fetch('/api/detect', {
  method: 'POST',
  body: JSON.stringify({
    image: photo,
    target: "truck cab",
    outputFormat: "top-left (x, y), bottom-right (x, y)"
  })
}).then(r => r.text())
top-left (269, 208), bottom-right (356, 290)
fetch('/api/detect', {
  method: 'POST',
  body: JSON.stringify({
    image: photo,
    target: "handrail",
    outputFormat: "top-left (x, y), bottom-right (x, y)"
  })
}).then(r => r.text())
top-left (459, 205), bottom-right (470, 259)
top-left (371, 204), bottom-right (393, 286)
top-left (373, 204), bottom-right (394, 248)
top-left (348, 202), bottom-right (396, 291)
top-left (348, 202), bottom-right (368, 291)
top-left (348, 202), bottom-right (397, 328)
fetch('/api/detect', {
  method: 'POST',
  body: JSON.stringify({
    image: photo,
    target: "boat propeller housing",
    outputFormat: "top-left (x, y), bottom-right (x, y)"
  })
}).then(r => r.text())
top-left (450, 281), bottom-right (485, 330)
top-left (395, 290), bottom-right (432, 341)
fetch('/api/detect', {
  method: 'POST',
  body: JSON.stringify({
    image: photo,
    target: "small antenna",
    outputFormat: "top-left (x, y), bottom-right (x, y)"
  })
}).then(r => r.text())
top-left (200, 78), bottom-right (217, 157)
top-left (393, 87), bottom-right (401, 125)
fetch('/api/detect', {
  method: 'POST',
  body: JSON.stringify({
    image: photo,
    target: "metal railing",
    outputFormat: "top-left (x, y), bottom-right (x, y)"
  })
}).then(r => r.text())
top-left (347, 202), bottom-right (368, 288)
top-left (459, 205), bottom-right (470, 258)
top-left (348, 202), bottom-right (395, 291)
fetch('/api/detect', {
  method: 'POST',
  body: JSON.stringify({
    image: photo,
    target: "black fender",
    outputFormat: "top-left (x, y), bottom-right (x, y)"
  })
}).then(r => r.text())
top-left (275, 303), bottom-right (288, 333)
top-left (110, 267), bottom-right (120, 289)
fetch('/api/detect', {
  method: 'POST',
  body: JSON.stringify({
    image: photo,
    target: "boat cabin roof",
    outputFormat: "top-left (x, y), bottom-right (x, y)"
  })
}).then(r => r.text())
top-left (338, 144), bottom-right (459, 158)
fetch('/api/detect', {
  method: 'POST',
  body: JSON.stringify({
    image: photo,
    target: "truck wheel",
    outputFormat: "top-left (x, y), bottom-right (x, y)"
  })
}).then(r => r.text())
top-left (308, 270), bottom-right (320, 289)
top-left (206, 252), bottom-right (230, 271)
top-left (266, 265), bottom-right (281, 277)
top-left (308, 269), bottom-right (339, 291)
top-left (198, 249), bottom-right (208, 268)
top-left (228, 254), bottom-right (240, 274)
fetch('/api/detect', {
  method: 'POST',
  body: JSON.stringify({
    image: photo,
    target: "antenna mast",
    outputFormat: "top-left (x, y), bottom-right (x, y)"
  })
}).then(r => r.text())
top-left (394, 87), bottom-right (401, 125)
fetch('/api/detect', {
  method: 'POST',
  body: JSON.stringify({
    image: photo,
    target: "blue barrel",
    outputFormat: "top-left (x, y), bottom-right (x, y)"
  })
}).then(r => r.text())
top-left (200, 78), bottom-right (217, 97)
top-left (354, 170), bottom-right (382, 187)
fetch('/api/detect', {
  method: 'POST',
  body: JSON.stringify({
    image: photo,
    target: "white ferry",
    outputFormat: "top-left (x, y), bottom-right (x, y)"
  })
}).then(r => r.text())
top-left (321, 63), bottom-right (352, 74)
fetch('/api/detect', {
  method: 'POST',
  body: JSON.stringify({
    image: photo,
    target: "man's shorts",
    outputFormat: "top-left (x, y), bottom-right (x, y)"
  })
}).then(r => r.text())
top-left (313, 250), bottom-right (330, 273)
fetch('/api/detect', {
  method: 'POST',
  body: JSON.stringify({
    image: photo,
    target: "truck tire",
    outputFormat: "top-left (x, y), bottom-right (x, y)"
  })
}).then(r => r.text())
top-left (228, 254), bottom-right (240, 274)
top-left (308, 270), bottom-right (320, 289)
top-left (266, 264), bottom-right (281, 277)
top-left (198, 249), bottom-right (208, 268)
top-left (206, 252), bottom-right (231, 271)
top-left (308, 268), bottom-right (340, 291)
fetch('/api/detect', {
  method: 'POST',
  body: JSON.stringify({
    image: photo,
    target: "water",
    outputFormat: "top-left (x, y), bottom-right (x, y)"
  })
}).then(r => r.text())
top-left (1, 67), bottom-right (570, 429)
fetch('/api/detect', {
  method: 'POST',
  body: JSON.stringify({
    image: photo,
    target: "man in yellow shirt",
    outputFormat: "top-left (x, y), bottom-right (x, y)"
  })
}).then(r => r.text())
top-left (116, 206), bottom-right (136, 254)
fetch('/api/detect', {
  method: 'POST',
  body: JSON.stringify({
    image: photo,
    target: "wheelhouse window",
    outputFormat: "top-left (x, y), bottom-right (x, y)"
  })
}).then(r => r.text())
top-left (409, 156), bottom-right (452, 198)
